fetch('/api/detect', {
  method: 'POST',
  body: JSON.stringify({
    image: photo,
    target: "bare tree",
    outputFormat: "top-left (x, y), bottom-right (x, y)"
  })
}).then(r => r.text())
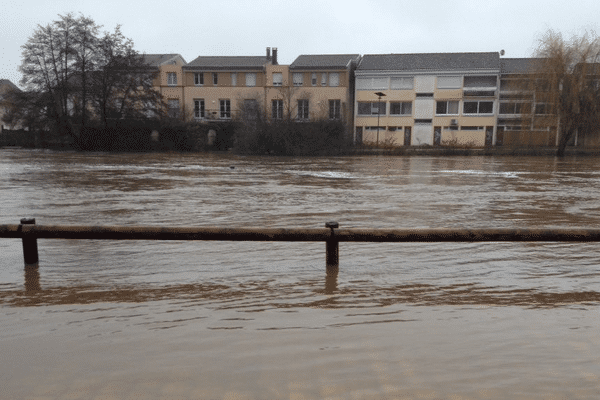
top-left (526, 30), bottom-right (600, 156)
top-left (16, 13), bottom-right (164, 136)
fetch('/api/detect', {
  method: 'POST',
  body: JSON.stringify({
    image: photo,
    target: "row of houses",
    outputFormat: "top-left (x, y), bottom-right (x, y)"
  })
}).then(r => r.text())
top-left (6, 48), bottom-right (594, 148)
top-left (145, 48), bottom-right (572, 148)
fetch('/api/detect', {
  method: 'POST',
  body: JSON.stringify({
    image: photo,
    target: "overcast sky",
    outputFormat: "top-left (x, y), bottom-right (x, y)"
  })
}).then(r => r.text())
top-left (2, 0), bottom-right (600, 87)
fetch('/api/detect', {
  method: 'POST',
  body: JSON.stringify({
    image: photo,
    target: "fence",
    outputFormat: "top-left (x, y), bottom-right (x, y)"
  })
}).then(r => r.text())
top-left (3, 219), bottom-right (600, 272)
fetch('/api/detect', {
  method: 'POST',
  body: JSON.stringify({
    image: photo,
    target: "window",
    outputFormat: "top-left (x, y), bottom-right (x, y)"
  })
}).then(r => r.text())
top-left (436, 100), bottom-right (459, 115)
top-left (243, 99), bottom-right (259, 120)
top-left (321, 73), bottom-right (327, 86)
top-left (194, 99), bottom-right (205, 119)
top-left (273, 72), bottom-right (282, 86)
top-left (356, 77), bottom-right (389, 90)
top-left (231, 73), bottom-right (237, 86)
top-left (329, 100), bottom-right (341, 120)
top-left (390, 77), bottom-right (413, 90)
top-left (358, 102), bottom-right (386, 116)
top-left (311, 73), bottom-right (317, 86)
top-left (272, 99), bottom-right (283, 119)
top-left (329, 72), bottom-right (339, 87)
top-left (220, 99), bottom-right (231, 119)
top-left (194, 73), bottom-right (204, 86)
top-left (167, 72), bottom-right (177, 86)
top-left (390, 101), bottom-right (412, 115)
top-left (535, 103), bottom-right (549, 115)
top-left (415, 93), bottom-right (434, 97)
top-left (463, 101), bottom-right (494, 114)
top-left (437, 76), bottom-right (462, 89)
top-left (297, 99), bottom-right (309, 120)
top-left (245, 73), bottom-right (256, 87)
top-left (168, 99), bottom-right (179, 118)
top-left (464, 76), bottom-right (497, 88)
top-left (499, 102), bottom-right (528, 114)
top-left (293, 73), bottom-right (303, 86)
top-left (213, 73), bottom-right (218, 85)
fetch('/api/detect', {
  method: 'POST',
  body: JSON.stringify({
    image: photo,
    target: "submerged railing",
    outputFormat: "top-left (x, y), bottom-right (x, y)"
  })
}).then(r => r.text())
top-left (2, 218), bottom-right (600, 272)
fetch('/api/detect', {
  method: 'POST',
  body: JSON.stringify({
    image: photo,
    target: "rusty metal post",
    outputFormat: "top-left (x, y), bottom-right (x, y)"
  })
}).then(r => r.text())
top-left (20, 218), bottom-right (39, 266)
top-left (325, 221), bottom-right (339, 270)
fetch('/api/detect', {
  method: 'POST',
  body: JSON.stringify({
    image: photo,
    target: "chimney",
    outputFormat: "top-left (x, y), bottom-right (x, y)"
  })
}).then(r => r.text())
top-left (266, 47), bottom-right (271, 61)
top-left (272, 48), bottom-right (278, 65)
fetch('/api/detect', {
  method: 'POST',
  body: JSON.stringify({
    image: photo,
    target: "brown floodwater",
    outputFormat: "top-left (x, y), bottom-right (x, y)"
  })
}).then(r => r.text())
top-left (1, 149), bottom-right (600, 399)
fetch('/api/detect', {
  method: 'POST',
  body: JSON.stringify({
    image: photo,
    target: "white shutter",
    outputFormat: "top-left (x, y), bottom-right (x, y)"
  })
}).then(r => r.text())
top-left (245, 73), bottom-right (256, 87)
top-left (356, 77), bottom-right (388, 90)
top-left (293, 73), bottom-right (303, 86)
top-left (390, 77), bottom-right (413, 90)
top-left (329, 73), bottom-right (339, 87)
top-left (437, 76), bottom-right (462, 89)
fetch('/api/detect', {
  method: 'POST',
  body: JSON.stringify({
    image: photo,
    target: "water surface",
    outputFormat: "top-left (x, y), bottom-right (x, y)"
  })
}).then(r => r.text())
top-left (1, 149), bottom-right (600, 399)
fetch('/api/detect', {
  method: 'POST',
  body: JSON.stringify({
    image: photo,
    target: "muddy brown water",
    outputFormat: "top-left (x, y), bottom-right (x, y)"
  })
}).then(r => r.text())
top-left (1, 149), bottom-right (600, 399)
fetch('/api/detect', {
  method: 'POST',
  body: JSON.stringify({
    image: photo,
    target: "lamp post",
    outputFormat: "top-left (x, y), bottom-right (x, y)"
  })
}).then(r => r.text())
top-left (374, 91), bottom-right (386, 146)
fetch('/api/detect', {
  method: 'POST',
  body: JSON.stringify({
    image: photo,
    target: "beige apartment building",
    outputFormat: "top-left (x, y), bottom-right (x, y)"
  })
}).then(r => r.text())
top-left (177, 48), bottom-right (360, 125)
top-left (354, 53), bottom-right (501, 147)
top-left (181, 48), bottom-right (278, 121)
top-left (287, 54), bottom-right (360, 124)
top-left (142, 54), bottom-right (187, 118)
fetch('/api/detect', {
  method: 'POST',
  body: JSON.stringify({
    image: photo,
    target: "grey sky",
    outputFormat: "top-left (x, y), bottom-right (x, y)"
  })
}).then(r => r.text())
top-left (2, 0), bottom-right (599, 87)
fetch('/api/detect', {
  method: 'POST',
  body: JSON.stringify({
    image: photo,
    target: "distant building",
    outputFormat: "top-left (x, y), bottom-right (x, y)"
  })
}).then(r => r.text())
top-left (178, 49), bottom-right (360, 126)
top-left (143, 54), bottom-right (187, 118)
top-left (289, 54), bottom-right (360, 126)
top-left (354, 52), bottom-right (501, 147)
top-left (182, 50), bottom-right (273, 120)
top-left (498, 58), bottom-right (559, 147)
top-left (0, 79), bottom-right (22, 131)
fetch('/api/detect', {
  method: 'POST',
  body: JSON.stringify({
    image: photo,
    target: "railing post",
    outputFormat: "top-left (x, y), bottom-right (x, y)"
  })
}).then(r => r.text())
top-left (20, 218), bottom-right (39, 266)
top-left (325, 221), bottom-right (339, 271)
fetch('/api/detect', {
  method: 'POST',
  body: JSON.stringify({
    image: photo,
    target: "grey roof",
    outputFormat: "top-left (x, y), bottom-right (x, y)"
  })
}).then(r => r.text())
top-left (0, 79), bottom-right (20, 92)
top-left (357, 52), bottom-right (500, 72)
top-left (142, 54), bottom-right (186, 67)
top-left (500, 58), bottom-right (541, 74)
top-left (183, 56), bottom-right (269, 70)
top-left (290, 54), bottom-right (361, 70)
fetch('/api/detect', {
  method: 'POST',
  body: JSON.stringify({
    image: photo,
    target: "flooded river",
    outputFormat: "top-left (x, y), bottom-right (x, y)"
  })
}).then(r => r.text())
top-left (1, 149), bottom-right (600, 399)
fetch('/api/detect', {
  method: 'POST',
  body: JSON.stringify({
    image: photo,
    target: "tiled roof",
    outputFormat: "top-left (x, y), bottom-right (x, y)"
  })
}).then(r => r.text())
top-left (183, 56), bottom-right (269, 70)
top-left (290, 54), bottom-right (361, 69)
top-left (142, 54), bottom-right (186, 67)
top-left (358, 52), bottom-right (500, 71)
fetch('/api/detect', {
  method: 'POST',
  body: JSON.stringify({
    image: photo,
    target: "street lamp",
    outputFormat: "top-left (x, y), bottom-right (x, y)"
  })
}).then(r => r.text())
top-left (374, 91), bottom-right (386, 146)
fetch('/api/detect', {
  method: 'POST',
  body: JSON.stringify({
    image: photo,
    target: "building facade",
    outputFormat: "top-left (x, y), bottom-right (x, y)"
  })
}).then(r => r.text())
top-left (354, 53), bottom-right (501, 147)
top-left (287, 54), bottom-right (360, 124)
top-left (143, 54), bottom-right (187, 118)
top-left (181, 49), bottom-right (276, 121)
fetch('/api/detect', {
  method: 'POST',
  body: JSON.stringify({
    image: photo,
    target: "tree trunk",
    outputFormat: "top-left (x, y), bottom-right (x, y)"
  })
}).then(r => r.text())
top-left (557, 127), bottom-right (574, 157)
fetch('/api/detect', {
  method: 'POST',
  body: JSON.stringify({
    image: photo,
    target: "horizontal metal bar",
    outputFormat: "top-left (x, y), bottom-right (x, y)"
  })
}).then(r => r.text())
top-left (0, 225), bottom-right (331, 241)
top-left (2, 224), bottom-right (600, 242)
